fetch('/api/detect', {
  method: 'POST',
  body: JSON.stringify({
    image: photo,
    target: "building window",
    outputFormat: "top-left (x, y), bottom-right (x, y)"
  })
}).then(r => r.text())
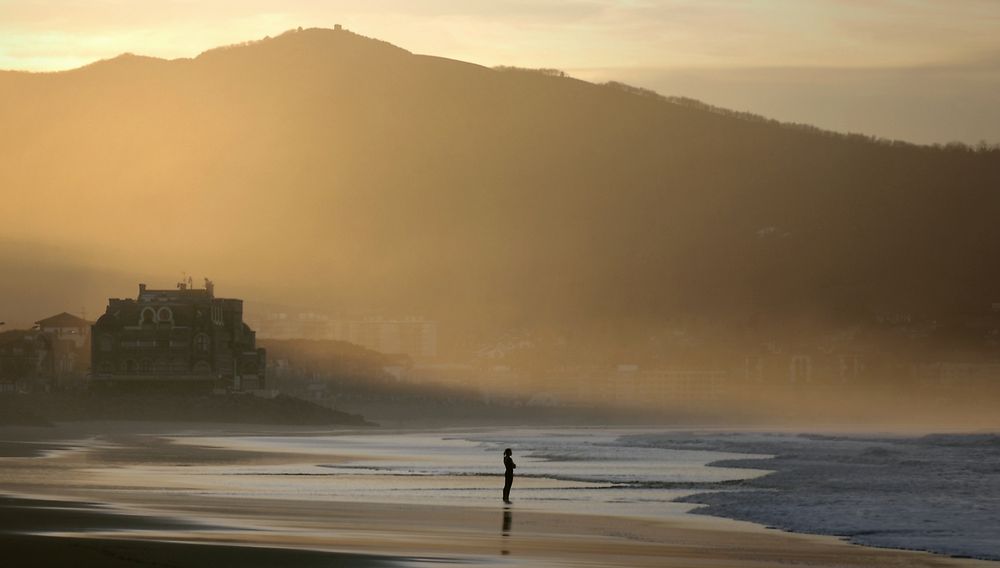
top-left (99, 335), bottom-right (114, 352)
top-left (194, 333), bottom-right (210, 353)
top-left (140, 308), bottom-right (156, 325)
top-left (100, 361), bottom-right (114, 373)
top-left (193, 360), bottom-right (212, 375)
top-left (139, 359), bottom-right (152, 372)
top-left (123, 360), bottom-right (137, 373)
top-left (790, 356), bottom-right (811, 384)
top-left (157, 307), bottom-right (173, 324)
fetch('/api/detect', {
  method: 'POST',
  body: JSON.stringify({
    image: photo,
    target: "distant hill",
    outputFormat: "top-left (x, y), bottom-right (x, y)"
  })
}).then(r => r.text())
top-left (2, 27), bottom-right (999, 341)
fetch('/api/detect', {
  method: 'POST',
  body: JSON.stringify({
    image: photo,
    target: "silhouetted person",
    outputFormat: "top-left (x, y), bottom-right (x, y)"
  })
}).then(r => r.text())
top-left (502, 448), bottom-right (516, 503)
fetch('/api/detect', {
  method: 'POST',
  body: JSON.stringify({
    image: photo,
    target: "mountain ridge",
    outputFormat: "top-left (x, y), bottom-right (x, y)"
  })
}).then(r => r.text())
top-left (5, 27), bottom-right (993, 152)
top-left (2, 27), bottom-right (999, 342)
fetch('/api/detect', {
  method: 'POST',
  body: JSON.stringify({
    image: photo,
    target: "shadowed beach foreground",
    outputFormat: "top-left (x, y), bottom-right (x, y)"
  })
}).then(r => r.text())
top-left (0, 495), bottom-right (396, 568)
top-left (1, 423), bottom-right (996, 568)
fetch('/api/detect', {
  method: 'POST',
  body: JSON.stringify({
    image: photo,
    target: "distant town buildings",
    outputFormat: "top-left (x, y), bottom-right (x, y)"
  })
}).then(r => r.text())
top-left (615, 367), bottom-right (729, 406)
top-left (5, 286), bottom-right (1000, 412)
top-left (0, 312), bottom-right (92, 391)
top-left (36, 312), bottom-right (91, 348)
top-left (91, 281), bottom-right (266, 391)
top-left (349, 316), bottom-right (438, 359)
top-left (251, 312), bottom-right (438, 359)
top-left (36, 312), bottom-right (92, 377)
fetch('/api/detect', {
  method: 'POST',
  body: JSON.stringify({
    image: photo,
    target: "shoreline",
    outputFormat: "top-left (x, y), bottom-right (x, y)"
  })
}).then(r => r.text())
top-left (3, 489), bottom-right (995, 568)
top-left (622, 431), bottom-right (1000, 562)
top-left (2, 422), bottom-right (998, 567)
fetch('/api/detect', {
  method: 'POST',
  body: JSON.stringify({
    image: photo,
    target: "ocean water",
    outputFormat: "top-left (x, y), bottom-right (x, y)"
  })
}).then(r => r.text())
top-left (85, 428), bottom-right (1000, 561)
top-left (626, 431), bottom-right (1000, 561)
top-left (156, 428), bottom-right (772, 520)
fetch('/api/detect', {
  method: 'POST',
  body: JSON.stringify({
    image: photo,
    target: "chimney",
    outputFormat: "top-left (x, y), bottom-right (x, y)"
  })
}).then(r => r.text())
top-left (139, 283), bottom-right (147, 294)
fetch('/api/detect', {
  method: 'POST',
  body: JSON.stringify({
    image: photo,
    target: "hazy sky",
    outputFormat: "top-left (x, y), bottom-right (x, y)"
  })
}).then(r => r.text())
top-left (2, 0), bottom-right (999, 144)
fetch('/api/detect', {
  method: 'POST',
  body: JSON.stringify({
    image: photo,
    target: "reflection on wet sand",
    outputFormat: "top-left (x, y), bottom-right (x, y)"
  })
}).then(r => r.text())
top-left (501, 506), bottom-right (512, 555)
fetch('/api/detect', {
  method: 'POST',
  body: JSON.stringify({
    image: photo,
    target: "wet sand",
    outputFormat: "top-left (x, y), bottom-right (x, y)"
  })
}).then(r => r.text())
top-left (1, 423), bottom-right (997, 568)
top-left (0, 495), bottom-right (398, 568)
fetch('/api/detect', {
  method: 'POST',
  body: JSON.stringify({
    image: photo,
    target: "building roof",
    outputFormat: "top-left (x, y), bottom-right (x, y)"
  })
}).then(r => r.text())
top-left (35, 312), bottom-right (92, 328)
top-left (0, 329), bottom-right (38, 346)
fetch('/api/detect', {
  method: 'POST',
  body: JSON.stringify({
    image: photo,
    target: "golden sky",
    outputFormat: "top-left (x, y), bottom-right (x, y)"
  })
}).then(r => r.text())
top-left (2, 0), bottom-right (999, 143)
top-left (2, 0), bottom-right (998, 71)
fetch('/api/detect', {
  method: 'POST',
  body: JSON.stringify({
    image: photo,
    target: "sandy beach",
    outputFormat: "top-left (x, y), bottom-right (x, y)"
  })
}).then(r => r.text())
top-left (1, 423), bottom-right (996, 568)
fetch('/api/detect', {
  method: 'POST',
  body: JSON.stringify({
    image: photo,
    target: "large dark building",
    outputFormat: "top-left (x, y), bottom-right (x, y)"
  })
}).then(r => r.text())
top-left (91, 281), bottom-right (266, 390)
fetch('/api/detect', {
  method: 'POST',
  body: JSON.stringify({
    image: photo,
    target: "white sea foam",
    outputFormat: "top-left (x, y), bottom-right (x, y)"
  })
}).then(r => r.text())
top-left (624, 431), bottom-right (1000, 561)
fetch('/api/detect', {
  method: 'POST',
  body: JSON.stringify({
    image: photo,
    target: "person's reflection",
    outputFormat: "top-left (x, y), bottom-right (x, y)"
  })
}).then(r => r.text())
top-left (501, 505), bottom-right (512, 555)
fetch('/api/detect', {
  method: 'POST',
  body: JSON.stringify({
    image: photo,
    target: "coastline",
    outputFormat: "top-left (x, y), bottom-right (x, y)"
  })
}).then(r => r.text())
top-left (2, 422), bottom-right (997, 567)
top-left (624, 431), bottom-right (1000, 561)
